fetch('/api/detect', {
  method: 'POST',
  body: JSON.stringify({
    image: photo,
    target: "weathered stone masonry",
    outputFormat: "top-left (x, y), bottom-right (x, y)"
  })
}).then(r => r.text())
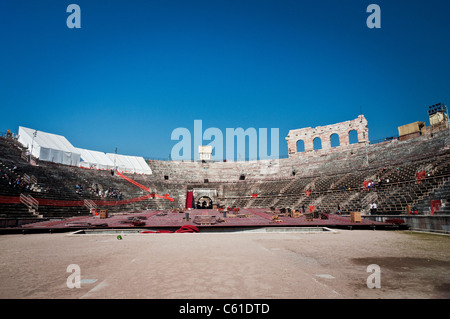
top-left (286, 115), bottom-right (369, 156)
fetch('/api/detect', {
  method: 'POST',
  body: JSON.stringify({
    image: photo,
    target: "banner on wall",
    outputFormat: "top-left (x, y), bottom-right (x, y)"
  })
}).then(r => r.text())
top-left (416, 171), bottom-right (426, 183)
top-left (430, 200), bottom-right (441, 215)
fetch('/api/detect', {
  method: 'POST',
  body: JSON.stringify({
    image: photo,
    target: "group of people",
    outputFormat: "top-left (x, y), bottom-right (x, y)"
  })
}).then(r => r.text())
top-left (1, 172), bottom-right (31, 191)
top-left (84, 183), bottom-right (123, 200)
top-left (75, 183), bottom-right (83, 194)
top-left (0, 166), bottom-right (32, 192)
top-left (336, 203), bottom-right (379, 215)
top-left (366, 180), bottom-right (375, 190)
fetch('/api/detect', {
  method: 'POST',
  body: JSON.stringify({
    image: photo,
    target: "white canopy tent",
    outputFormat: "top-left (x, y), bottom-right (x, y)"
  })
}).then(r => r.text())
top-left (76, 148), bottom-right (115, 170)
top-left (17, 126), bottom-right (81, 166)
top-left (106, 153), bottom-right (152, 175)
top-left (17, 126), bottom-right (152, 175)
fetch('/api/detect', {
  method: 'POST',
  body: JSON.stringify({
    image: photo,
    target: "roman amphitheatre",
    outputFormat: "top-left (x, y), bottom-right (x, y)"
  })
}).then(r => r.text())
top-left (1, 112), bottom-right (449, 299)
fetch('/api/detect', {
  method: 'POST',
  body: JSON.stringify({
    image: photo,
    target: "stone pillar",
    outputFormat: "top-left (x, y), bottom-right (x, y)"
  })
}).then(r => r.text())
top-left (321, 135), bottom-right (331, 151)
top-left (304, 138), bottom-right (314, 152)
top-left (340, 132), bottom-right (350, 146)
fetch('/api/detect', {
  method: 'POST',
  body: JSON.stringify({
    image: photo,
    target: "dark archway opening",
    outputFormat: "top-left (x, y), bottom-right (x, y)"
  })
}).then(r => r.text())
top-left (197, 196), bottom-right (213, 209)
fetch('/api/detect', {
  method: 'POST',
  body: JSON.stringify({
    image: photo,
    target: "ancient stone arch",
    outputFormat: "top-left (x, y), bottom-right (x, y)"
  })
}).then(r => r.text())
top-left (193, 188), bottom-right (218, 207)
top-left (296, 139), bottom-right (305, 152)
top-left (330, 132), bottom-right (340, 147)
top-left (286, 115), bottom-right (369, 156)
top-left (313, 136), bottom-right (322, 150)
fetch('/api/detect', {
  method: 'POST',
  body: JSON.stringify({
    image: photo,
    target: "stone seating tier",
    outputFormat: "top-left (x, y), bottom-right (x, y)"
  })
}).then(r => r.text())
top-left (0, 130), bottom-right (449, 219)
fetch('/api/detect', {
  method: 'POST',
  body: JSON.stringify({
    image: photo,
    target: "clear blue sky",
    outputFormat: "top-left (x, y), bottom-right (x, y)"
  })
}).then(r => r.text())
top-left (1, 0), bottom-right (449, 160)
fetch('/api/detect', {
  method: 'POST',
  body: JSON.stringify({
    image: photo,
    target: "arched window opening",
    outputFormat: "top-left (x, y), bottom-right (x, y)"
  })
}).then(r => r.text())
top-left (330, 133), bottom-right (340, 148)
top-left (349, 130), bottom-right (358, 145)
top-left (296, 140), bottom-right (305, 153)
top-left (313, 137), bottom-right (322, 150)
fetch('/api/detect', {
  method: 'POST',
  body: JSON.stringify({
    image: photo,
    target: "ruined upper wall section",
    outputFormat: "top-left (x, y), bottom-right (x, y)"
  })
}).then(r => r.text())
top-left (286, 115), bottom-right (369, 156)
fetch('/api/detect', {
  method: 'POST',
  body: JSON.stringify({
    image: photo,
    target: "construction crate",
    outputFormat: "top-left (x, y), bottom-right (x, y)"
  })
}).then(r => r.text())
top-left (350, 212), bottom-right (361, 223)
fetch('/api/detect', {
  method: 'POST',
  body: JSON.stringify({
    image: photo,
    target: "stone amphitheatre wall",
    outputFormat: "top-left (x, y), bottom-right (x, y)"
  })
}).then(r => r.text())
top-left (1, 118), bottom-right (449, 218)
top-left (146, 130), bottom-right (450, 184)
top-left (146, 115), bottom-right (371, 183)
top-left (144, 129), bottom-right (448, 210)
top-left (142, 115), bottom-right (449, 209)
top-left (286, 115), bottom-right (369, 156)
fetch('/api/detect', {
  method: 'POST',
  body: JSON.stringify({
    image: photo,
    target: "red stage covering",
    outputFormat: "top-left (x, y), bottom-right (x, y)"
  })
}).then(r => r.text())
top-left (21, 208), bottom-right (389, 230)
top-left (0, 194), bottom-right (154, 207)
top-left (185, 191), bottom-right (193, 209)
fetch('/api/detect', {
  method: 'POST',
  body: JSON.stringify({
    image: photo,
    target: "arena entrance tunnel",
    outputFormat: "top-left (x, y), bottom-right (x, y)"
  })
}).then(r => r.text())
top-left (196, 196), bottom-right (213, 209)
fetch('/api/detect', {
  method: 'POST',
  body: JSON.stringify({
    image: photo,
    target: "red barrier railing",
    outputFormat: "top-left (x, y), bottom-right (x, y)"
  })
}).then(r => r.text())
top-left (115, 170), bottom-right (174, 201)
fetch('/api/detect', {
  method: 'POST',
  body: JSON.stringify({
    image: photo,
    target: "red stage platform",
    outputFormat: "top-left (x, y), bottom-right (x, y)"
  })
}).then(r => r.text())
top-left (18, 208), bottom-right (394, 232)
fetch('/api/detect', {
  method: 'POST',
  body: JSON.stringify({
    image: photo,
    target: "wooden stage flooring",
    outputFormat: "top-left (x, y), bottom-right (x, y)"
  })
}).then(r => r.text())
top-left (16, 208), bottom-right (400, 233)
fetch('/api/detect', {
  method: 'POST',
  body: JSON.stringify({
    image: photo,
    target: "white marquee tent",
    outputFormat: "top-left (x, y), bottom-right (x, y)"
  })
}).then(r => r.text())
top-left (18, 126), bottom-right (81, 166)
top-left (106, 153), bottom-right (152, 175)
top-left (79, 149), bottom-right (152, 175)
top-left (17, 126), bottom-right (152, 175)
top-left (77, 148), bottom-right (115, 170)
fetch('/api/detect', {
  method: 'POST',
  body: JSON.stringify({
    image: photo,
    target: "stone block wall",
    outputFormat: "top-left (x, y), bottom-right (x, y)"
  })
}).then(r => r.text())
top-left (286, 115), bottom-right (369, 155)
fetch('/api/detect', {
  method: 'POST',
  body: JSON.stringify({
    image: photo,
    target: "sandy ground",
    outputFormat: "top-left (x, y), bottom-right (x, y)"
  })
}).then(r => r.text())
top-left (0, 229), bottom-right (449, 299)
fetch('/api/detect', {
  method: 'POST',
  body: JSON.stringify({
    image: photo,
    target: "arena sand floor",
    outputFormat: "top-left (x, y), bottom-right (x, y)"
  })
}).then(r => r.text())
top-left (0, 229), bottom-right (449, 299)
